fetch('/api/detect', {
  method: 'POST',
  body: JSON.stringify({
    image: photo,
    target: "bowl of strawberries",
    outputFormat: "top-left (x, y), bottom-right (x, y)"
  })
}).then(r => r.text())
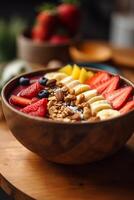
top-left (1, 64), bottom-right (134, 164)
top-left (17, 1), bottom-right (81, 65)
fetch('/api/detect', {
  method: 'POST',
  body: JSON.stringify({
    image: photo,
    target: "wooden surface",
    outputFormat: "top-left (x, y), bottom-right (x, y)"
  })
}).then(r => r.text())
top-left (0, 121), bottom-right (134, 200)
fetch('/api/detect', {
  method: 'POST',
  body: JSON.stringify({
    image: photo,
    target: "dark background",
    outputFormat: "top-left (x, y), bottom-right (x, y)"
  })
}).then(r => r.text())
top-left (0, 0), bottom-right (115, 40)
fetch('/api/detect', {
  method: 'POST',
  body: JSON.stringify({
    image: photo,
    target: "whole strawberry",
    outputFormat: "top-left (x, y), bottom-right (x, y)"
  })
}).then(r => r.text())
top-left (57, 0), bottom-right (80, 36)
top-left (32, 3), bottom-right (58, 41)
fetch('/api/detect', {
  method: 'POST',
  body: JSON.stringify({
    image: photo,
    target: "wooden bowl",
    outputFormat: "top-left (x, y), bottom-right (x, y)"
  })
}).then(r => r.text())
top-left (17, 30), bottom-right (72, 65)
top-left (1, 68), bottom-right (134, 165)
top-left (70, 41), bottom-right (112, 62)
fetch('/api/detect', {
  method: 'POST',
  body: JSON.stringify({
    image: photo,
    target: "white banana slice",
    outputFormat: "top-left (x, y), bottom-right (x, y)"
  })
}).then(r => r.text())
top-left (60, 76), bottom-right (73, 84)
top-left (45, 72), bottom-right (67, 81)
top-left (66, 80), bottom-right (80, 89)
top-left (97, 109), bottom-right (120, 120)
top-left (88, 95), bottom-right (104, 104)
top-left (90, 100), bottom-right (112, 115)
top-left (77, 89), bottom-right (97, 101)
top-left (74, 84), bottom-right (90, 95)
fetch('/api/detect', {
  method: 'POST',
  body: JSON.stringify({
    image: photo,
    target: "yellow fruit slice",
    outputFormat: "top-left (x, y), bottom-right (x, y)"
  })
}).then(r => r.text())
top-left (97, 109), bottom-right (120, 120)
top-left (66, 80), bottom-right (80, 89)
top-left (88, 71), bottom-right (94, 79)
top-left (71, 64), bottom-right (81, 80)
top-left (90, 100), bottom-right (112, 115)
top-left (79, 68), bottom-right (89, 83)
top-left (59, 65), bottom-right (72, 75)
top-left (74, 84), bottom-right (90, 95)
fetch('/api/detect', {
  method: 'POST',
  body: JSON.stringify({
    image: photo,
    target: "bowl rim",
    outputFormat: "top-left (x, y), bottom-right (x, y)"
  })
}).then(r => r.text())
top-left (1, 66), bottom-right (134, 126)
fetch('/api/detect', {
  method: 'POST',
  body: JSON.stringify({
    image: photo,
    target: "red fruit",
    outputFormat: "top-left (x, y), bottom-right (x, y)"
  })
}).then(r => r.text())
top-left (32, 25), bottom-right (50, 41)
top-left (20, 82), bottom-right (44, 99)
top-left (21, 98), bottom-right (48, 117)
top-left (93, 76), bottom-right (119, 94)
top-left (9, 95), bottom-right (32, 107)
top-left (31, 97), bottom-right (39, 104)
top-left (102, 76), bottom-right (119, 94)
top-left (57, 3), bottom-right (80, 35)
top-left (50, 35), bottom-right (70, 44)
top-left (105, 86), bottom-right (133, 110)
top-left (120, 100), bottom-right (134, 114)
top-left (86, 72), bottom-right (110, 86)
top-left (37, 11), bottom-right (57, 28)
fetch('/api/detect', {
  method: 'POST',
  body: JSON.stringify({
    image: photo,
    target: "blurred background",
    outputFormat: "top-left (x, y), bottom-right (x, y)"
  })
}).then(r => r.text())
top-left (0, 0), bottom-right (133, 93)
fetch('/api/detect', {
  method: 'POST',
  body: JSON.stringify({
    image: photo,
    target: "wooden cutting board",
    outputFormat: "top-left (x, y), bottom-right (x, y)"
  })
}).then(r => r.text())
top-left (0, 121), bottom-right (134, 200)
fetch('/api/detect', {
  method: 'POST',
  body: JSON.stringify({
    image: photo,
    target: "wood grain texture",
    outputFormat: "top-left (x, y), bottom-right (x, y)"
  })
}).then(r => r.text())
top-left (0, 121), bottom-right (134, 200)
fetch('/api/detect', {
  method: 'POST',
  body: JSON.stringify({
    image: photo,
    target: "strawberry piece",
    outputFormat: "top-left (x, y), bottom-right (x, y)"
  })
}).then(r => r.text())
top-left (105, 86), bottom-right (133, 110)
top-left (50, 35), bottom-right (70, 44)
top-left (57, 3), bottom-right (80, 35)
top-left (104, 86), bottom-right (132, 102)
top-left (9, 95), bottom-right (32, 107)
top-left (120, 100), bottom-right (134, 114)
top-left (32, 25), bottom-right (50, 41)
top-left (31, 97), bottom-right (39, 104)
top-left (85, 72), bottom-right (110, 86)
top-left (19, 82), bottom-right (44, 99)
top-left (102, 76), bottom-right (120, 95)
top-left (21, 98), bottom-right (48, 117)
top-left (93, 76), bottom-right (119, 94)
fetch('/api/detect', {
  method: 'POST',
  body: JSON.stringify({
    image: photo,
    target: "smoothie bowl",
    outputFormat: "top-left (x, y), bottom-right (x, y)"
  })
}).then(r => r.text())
top-left (1, 65), bottom-right (134, 164)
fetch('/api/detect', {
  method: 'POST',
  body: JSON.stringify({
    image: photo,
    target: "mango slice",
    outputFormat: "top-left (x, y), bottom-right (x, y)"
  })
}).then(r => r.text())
top-left (59, 65), bottom-right (72, 76)
top-left (79, 68), bottom-right (89, 83)
top-left (71, 65), bottom-right (81, 80)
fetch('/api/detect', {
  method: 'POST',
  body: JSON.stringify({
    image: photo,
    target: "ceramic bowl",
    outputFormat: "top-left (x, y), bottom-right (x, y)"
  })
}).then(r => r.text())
top-left (1, 67), bottom-right (134, 165)
top-left (17, 30), bottom-right (73, 65)
top-left (70, 41), bottom-right (112, 62)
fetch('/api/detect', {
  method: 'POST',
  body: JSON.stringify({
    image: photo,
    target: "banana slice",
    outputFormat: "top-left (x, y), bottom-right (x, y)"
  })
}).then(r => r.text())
top-left (60, 76), bottom-right (73, 84)
top-left (45, 72), bottom-right (67, 81)
top-left (74, 84), bottom-right (90, 95)
top-left (88, 95), bottom-right (104, 104)
top-left (97, 109), bottom-right (120, 120)
top-left (78, 89), bottom-right (97, 101)
top-left (66, 80), bottom-right (80, 89)
top-left (90, 100), bottom-right (112, 114)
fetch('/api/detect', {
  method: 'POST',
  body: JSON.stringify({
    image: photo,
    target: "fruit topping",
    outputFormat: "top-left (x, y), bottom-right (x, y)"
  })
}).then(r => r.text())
top-left (85, 71), bottom-right (110, 86)
top-left (71, 64), bottom-right (81, 80)
top-left (59, 65), bottom-right (72, 75)
top-left (38, 90), bottom-right (49, 99)
top-left (21, 98), bottom-right (48, 117)
top-left (105, 86), bottom-right (133, 110)
top-left (93, 76), bottom-right (119, 94)
top-left (120, 100), bottom-right (134, 114)
top-left (39, 77), bottom-right (48, 86)
top-left (20, 82), bottom-right (44, 99)
top-left (19, 77), bottom-right (30, 86)
top-left (97, 109), bottom-right (120, 120)
top-left (79, 68), bottom-right (89, 83)
top-left (102, 76), bottom-right (120, 95)
top-left (9, 95), bottom-right (32, 107)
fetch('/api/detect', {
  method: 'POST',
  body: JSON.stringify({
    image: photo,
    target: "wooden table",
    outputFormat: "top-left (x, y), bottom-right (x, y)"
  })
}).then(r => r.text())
top-left (0, 120), bottom-right (134, 200)
top-left (0, 67), bottom-right (134, 200)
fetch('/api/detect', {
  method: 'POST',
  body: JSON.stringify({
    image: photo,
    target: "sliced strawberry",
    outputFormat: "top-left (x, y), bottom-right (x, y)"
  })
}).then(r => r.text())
top-left (106, 86), bottom-right (133, 110)
top-left (31, 97), bottom-right (39, 104)
top-left (9, 95), bottom-right (32, 107)
top-left (120, 100), bottom-right (134, 114)
top-left (93, 76), bottom-right (119, 94)
top-left (86, 71), bottom-right (110, 86)
top-left (104, 86), bottom-right (132, 102)
top-left (21, 98), bottom-right (48, 117)
top-left (19, 82), bottom-right (44, 99)
top-left (102, 76), bottom-right (120, 95)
